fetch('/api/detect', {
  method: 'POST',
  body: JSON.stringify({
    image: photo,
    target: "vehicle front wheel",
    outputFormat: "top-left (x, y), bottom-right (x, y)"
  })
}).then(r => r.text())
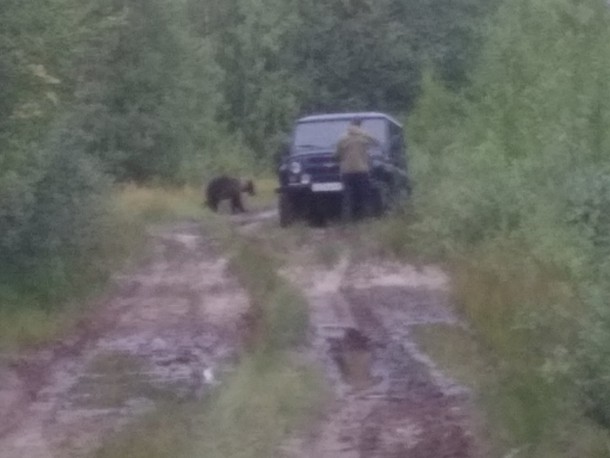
top-left (279, 193), bottom-right (296, 227)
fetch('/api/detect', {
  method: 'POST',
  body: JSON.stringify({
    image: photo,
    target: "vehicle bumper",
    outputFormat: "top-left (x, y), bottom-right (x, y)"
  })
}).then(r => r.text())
top-left (275, 182), bottom-right (345, 194)
top-left (276, 184), bottom-right (310, 193)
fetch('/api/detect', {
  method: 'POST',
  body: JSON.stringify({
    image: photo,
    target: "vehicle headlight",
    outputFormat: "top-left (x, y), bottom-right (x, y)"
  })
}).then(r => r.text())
top-left (301, 173), bottom-right (311, 184)
top-left (289, 161), bottom-right (302, 175)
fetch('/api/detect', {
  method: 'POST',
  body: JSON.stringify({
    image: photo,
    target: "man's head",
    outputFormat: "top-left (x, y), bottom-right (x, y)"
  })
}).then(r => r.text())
top-left (350, 118), bottom-right (362, 127)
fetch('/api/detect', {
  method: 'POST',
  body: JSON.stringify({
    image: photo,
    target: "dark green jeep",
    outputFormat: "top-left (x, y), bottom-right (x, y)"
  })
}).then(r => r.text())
top-left (275, 112), bottom-right (411, 226)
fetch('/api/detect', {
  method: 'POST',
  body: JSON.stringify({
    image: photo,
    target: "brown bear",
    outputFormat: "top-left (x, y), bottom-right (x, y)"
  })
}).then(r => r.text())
top-left (205, 175), bottom-right (255, 213)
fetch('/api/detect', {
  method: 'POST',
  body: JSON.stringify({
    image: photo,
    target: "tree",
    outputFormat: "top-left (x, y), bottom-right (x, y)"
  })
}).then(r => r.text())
top-left (209, 0), bottom-right (501, 157)
top-left (65, 0), bottom-right (223, 182)
top-left (213, 0), bottom-right (301, 157)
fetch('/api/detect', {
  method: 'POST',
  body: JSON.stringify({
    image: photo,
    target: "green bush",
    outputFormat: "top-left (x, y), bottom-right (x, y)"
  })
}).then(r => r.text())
top-left (0, 132), bottom-right (112, 309)
top-left (406, 0), bottom-right (610, 447)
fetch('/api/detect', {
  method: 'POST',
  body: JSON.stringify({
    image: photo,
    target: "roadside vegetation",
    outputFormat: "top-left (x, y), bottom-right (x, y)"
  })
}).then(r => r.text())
top-left (375, 0), bottom-right (610, 455)
top-left (0, 185), bottom-right (203, 348)
top-left (1, 0), bottom-right (493, 346)
top-left (93, 220), bottom-right (327, 458)
top-left (4, 0), bottom-right (610, 456)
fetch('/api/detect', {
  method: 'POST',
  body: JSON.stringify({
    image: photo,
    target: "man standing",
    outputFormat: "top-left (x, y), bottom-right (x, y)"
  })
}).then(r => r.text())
top-left (335, 118), bottom-right (379, 221)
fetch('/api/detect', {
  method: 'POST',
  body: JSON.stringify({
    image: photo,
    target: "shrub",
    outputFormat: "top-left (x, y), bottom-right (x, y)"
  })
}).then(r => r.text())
top-left (406, 0), bottom-right (610, 446)
top-left (0, 131), bottom-right (112, 310)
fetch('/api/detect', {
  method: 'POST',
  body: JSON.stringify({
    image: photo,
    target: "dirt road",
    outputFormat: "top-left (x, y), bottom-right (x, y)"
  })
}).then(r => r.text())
top-left (0, 213), bottom-right (478, 457)
top-left (277, 232), bottom-right (476, 458)
top-left (0, 222), bottom-right (249, 457)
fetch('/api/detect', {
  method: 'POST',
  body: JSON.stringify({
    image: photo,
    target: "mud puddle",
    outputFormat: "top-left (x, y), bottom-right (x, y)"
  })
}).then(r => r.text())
top-left (328, 328), bottom-right (379, 391)
top-left (281, 253), bottom-right (476, 457)
top-left (0, 222), bottom-right (249, 458)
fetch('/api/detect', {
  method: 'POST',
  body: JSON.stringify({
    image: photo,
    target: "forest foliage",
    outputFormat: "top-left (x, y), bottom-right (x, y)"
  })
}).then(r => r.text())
top-left (407, 0), bottom-right (610, 452)
top-left (3, 0), bottom-right (610, 452)
top-left (0, 0), bottom-right (496, 308)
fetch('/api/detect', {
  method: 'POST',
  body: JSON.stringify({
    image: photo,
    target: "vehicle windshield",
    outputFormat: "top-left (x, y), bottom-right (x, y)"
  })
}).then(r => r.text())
top-left (292, 119), bottom-right (387, 153)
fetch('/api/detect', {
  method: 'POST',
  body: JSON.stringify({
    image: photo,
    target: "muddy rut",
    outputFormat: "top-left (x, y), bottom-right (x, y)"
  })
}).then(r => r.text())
top-left (0, 213), bottom-right (478, 458)
top-left (279, 243), bottom-right (475, 457)
top-left (0, 222), bottom-right (248, 457)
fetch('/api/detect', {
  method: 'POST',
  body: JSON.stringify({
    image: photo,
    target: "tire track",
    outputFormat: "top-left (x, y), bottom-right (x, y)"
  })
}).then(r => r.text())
top-left (281, 254), bottom-right (476, 458)
top-left (0, 222), bottom-right (249, 458)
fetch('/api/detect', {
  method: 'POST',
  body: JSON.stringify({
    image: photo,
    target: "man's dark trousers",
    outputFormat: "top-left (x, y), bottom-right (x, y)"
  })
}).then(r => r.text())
top-left (342, 172), bottom-right (371, 221)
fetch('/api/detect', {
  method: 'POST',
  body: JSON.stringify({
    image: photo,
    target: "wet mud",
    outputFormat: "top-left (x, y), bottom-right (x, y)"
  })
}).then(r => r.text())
top-left (0, 222), bottom-right (249, 458)
top-left (281, 255), bottom-right (476, 458)
top-left (328, 328), bottom-right (378, 391)
top-left (0, 210), bottom-right (480, 458)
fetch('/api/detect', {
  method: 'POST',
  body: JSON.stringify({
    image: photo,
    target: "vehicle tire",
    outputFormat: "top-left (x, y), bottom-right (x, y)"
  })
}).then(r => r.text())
top-left (370, 182), bottom-right (390, 217)
top-left (279, 193), bottom-right (296, 227)
top-left (370, 188), bottom-right (382, 217)
top-left (307, 194), bottom-right (330, 227)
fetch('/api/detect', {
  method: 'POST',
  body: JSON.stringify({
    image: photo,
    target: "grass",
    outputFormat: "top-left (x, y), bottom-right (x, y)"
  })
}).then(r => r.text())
top-left (451, 242), bottom-right (583, 365)
top-left (414, 321), bottom-right (610, 458)
top-left (226, 233), bottom-right (311, 350)
top-left (0, 211), bottom-right (141, 349)
top-left (448, 245), bottom-right (581, 456)
top-left (92, 215), bottom-right (327, 458)
top-left (0, 185), bottom-right (204, 349)
top-left (247, 176), bottom-right (278, 212)
top-left (199, 228), bottom-right (328, 455)
top-left (355, 207), bottom-right (610, 456)
top-left (367, 206), bottom-right (422, 259)
top-left (94, 355), bottom-right (325, 458)
top-left (190, 355), bottom-right (325, 458)
top-left (114, 183), bottom-right (204, 222)
top-left (0, 306), bottom-right (73, 349)
top-left (408, 239), bottom-right (610, 458)
top-left (93, 403), bottom-right (199, 458)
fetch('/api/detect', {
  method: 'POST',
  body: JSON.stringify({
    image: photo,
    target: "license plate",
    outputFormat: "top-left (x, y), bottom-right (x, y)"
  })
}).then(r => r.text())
top-left (311, 182), bottom-right (343, 192)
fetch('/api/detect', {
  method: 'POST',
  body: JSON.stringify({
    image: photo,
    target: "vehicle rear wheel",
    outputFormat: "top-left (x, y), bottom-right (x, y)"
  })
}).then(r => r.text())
top-left (370, 182), bottom-right (391, 217)
top-left (279, 193), bottom-right (296, 227)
